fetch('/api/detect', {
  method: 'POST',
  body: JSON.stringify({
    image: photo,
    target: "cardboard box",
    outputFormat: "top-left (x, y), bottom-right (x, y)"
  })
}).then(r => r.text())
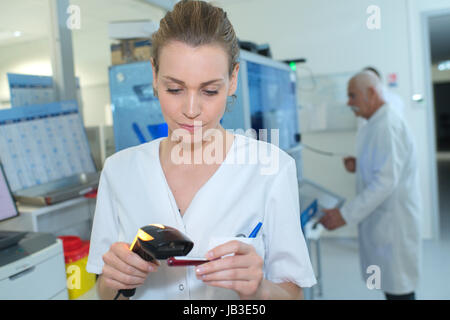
top-left (111, 38), bottom-right (152, 65)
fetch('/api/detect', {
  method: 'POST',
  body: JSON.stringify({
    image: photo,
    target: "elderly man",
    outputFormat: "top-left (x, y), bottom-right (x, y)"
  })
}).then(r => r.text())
top-left (320, 71), bottom-right (422, 300)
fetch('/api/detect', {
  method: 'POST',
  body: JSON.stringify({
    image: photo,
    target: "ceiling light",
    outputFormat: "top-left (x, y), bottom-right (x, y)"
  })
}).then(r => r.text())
top-left (0, 30), bottom-right (23, 41)
top-left (438, 60), bottom-right (450, 71)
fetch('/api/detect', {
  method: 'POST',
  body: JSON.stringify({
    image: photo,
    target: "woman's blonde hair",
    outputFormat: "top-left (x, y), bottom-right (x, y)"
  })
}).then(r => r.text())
top-left (151, 0), bottom-right (240, 76)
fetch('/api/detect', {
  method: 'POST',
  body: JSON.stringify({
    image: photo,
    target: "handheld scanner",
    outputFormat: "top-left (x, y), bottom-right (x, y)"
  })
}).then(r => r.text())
top-left (129, 224), bottom-right (194, 261)
top-left (117, 224), bottom-right (194, 299)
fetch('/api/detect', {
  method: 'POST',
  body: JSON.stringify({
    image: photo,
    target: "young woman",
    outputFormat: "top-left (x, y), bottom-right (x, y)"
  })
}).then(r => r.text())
top-left (87, 0), bottom-right (316, 300)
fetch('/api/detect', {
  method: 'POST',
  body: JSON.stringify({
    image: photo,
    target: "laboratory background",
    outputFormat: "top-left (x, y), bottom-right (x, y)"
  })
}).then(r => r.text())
top-left (0, 0), bottom-right (449, 300)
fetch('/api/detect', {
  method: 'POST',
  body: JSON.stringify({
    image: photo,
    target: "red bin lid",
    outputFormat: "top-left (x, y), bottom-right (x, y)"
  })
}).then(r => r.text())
top-left (58, 236), bottom-right (90, 263)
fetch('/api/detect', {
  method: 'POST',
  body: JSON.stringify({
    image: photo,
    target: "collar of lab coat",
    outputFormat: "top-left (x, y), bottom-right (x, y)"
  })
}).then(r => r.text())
top-left (367, 103), bottom-right (389, 125)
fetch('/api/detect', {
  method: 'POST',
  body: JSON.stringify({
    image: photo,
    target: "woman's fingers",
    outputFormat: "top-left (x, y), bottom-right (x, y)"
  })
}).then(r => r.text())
top-left (196, 239), bottom-right (264, 298)
top-left (101, 273), bottom-right (139, 291)
top-left (103, 249), bottom-right (148, 279)
top-left (206, 240), bottom-right (252, 260)
top-left (198, 267), bottom-right (263, 282)
top-left (196, 253), bottom-right (262, 276)
top-left (101, 242), bottom-right (160, 290)
top-left (102, 264), bottom-right (147, 287)
top-left (201, 279), bottom-right (262, 298)
top-left (197, 240), bottom-right (260, 276)
top-left (111, 242), bottom-right (155, 273)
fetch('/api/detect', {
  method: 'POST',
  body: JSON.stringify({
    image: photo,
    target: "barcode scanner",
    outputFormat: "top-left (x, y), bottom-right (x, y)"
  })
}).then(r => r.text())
top-left (115, 224), bottom-right (194, 300)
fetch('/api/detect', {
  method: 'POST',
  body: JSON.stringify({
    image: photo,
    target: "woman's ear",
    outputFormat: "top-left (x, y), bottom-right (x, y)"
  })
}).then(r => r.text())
top-left (228, 63), bottom-right (240, 96)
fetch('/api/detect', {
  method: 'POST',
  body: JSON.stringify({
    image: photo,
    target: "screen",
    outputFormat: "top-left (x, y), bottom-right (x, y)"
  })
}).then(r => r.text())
top-left (0, 165), bottom-right (18, 222)
top-left (246, 61), bottom-right (299, 150)
top-left (7, 73), bottom-right (81, 108)
top-left (7, 73), bottom-right (55, 107)
top-left (109, 62), bottom-right (167, 152)
top-left (0, 100), bottom-right (96, 192)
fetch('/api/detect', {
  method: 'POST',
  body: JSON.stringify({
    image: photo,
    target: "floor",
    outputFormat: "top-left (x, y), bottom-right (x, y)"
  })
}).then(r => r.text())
top-left (312, 160), bottom-right (450, 300)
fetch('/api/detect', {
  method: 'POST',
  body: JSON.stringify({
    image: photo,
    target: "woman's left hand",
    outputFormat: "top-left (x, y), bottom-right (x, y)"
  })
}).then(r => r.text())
top-left (195, 240), bottom-right (264, 299)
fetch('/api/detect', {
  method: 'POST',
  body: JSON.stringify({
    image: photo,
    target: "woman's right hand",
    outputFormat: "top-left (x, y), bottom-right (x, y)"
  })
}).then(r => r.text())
top-left (101, 242), bottom-right (160, 291)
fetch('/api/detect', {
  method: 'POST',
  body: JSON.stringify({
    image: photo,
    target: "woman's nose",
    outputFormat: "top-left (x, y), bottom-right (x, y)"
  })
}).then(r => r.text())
top-left (183, 91), bottom-right (201, 119)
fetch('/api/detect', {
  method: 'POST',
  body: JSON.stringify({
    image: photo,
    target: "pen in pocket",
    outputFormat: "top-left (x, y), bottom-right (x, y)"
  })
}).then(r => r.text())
top-left (248, 222), bottom-right (262, 238)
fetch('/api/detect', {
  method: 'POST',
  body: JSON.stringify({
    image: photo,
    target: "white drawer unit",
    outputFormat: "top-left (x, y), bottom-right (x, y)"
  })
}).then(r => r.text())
top-left (0, 197), bottom-right (96, 240)
top-left (0, 234), bottom-right (68, 300)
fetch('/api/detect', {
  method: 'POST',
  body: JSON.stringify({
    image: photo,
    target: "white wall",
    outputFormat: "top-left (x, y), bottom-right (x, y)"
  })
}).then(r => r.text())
top-left (217, 0), bottom-right (450, 239)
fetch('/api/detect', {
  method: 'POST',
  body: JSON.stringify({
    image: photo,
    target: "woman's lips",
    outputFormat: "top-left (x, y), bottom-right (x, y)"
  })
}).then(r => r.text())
top-left (178, 123), bottom-right (203, 133)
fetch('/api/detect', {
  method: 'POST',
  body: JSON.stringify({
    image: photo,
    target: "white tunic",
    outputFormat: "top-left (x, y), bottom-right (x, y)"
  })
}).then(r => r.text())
top-left (341, 104), bottom-right (422, 294)
top-left (86, 133), bottom-right (316, 299)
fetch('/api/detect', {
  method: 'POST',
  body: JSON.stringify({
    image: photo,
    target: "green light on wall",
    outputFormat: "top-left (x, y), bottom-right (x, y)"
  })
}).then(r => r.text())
top-left (289, 62), bottom-right (297, 71)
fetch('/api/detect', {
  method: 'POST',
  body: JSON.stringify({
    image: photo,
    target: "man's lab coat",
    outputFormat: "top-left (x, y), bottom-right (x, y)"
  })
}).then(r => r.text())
top-left (341, 104), bottom-right (422, 294)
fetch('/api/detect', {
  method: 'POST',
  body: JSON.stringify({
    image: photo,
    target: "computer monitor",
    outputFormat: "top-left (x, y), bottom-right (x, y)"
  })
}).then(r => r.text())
top-left (0, 164), bottom-right (19, 223)
top-left (0, 100), bottom-right (96, 193)
top-left (109, 61), bottom-right (167, 152)
top-left (7, 73), bottom-right (82, 108)
top-left (221, 50), bottom-right (300, 151)
top-left (0, 164), bottom-right (27, 250)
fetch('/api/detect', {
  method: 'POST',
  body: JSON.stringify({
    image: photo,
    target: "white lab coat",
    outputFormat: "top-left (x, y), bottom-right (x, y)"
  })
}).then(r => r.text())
top-left (341, 104), bottom-right (422, 295)
top-left (86, 133), bottom-right (316, 299)
top-left (357, 87), bottom-right (405, 130)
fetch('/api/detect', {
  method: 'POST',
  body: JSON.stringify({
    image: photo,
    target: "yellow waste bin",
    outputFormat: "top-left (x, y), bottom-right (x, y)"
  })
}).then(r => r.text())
top-left (58, 236), bottom-right (96, 299)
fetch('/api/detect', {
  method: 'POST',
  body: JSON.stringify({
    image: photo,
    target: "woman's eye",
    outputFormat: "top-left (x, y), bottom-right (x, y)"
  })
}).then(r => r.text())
top-left (204, 90), bottom-right (218, 96)
top-left (166, 88), bottom-right (182, 94)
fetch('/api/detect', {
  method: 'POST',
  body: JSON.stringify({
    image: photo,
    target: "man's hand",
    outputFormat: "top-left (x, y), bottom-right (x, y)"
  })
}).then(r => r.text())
top-left (319, 208), bottom-right (347, 230)
top-left (343, 156), bottom-right (356, 173)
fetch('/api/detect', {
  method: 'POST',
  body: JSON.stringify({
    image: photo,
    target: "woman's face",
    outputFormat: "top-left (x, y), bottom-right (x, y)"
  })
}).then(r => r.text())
top-left (152, 41), bottom-right (239, 143)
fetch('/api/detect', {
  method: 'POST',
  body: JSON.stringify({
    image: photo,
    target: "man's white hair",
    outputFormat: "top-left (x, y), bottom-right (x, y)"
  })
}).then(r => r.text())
top-left (351, 70), bottom-right (385, 99)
